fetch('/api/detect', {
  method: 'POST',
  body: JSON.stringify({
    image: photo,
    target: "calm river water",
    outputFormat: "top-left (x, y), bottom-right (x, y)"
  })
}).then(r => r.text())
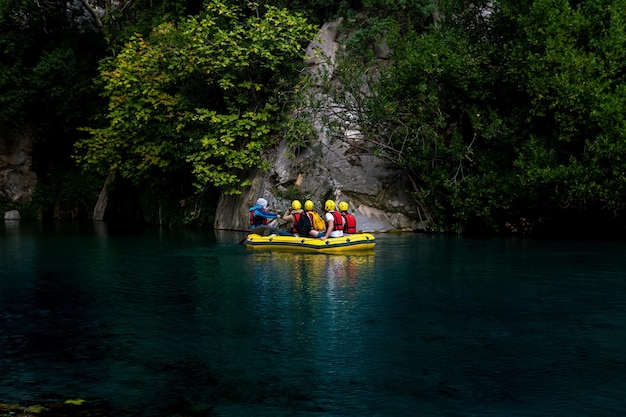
top-left (2, 220), bottom-right (626, 416)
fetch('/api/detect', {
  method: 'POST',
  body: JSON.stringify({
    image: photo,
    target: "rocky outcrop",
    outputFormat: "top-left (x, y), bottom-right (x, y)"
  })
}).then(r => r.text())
top-left (4, 209), bottom-right (21, 220)
top-left (0, 125), bottom-right (37, 205)
top-left (214, 171), bottom-right (268, 231)
top-left (214, 21), bottom-right (423, 233)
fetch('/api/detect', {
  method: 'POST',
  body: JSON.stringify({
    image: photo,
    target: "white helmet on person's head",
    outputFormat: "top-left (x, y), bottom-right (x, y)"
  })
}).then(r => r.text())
top-left (256, 198), bottom-right (268, 208)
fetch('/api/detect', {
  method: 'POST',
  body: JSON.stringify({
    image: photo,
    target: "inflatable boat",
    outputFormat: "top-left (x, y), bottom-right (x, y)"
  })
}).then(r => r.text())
top-left (245, 233), bottom-right (376, 253)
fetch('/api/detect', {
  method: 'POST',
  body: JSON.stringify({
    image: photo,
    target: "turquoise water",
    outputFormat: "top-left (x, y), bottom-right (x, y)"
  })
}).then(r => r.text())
top-left (1, 221), bottom-right (626, 416)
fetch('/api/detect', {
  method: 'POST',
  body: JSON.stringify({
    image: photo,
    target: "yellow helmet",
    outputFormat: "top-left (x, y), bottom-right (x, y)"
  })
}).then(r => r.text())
top-left (324, 200), bottom-right (336, 211)
top-left (291, 200), bottom-right (302, 210)
top-left (304, 200), bottom-right (314, 211)
top-left (338, 201), bottom-right (349, 212)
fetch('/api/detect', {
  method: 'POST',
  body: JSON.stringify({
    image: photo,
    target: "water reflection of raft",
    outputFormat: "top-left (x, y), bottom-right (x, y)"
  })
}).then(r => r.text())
top-left (245, 233), bottom-right (376, 253)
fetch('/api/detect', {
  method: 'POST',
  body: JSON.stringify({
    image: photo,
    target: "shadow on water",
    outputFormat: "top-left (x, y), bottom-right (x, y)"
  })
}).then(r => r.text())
top-left (2, 223), bottom-right (626, 416)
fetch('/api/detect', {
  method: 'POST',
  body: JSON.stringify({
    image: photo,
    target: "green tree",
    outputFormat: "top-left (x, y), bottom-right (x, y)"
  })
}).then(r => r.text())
top-left (325, 0), bottom-right (626, 234)
top-left (309, 1), bottom-right (501, 231)
top-left (0, 0), bottom-right (108, 216)
top-left (76, 0), bottom-right (316, 196)
top-left (505, 0), bottom-right (626, 214)
top-left (368, 21), bottom-right (504, 231)
top-left (435, 0), bottom-right (626, 234)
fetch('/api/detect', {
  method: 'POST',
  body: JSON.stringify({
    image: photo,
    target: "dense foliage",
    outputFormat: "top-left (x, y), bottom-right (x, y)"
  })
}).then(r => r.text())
top-left (2, 0), bottom-right (626, 234)
top-left (76, 1), bottom-right (315, 196)
top-left (318, 0), bottom-right (626, 234)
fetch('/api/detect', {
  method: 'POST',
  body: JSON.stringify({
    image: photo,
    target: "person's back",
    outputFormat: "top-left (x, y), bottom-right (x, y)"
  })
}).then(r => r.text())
top-left (338, 201), bottom-right (357, 234)
top-left (282, 200), bottom-right (306, 236)
top-left (303, 200), bottom-right (325, 238)
top-left (319, 200), bottom-right (343, 240)
top-left (248, 197), bottom-right (292, 236)
top-left (249, 198), bottom-right (277, 230)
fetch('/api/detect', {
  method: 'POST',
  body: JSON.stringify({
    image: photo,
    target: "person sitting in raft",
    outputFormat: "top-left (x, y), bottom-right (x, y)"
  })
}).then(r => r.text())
top-left (338, 201), bottom-right (357, 234)
top-left (282, 200), bottom-right (305, 236)
top-left (249, 198), bottom-right (292, 236)
top-left (315, 200), bottom-right (344, 240)
top-left (303, 200), bottom-right (326, 238)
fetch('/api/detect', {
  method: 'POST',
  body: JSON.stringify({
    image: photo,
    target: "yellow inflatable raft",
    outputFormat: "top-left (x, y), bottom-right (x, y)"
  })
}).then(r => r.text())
top-left (245, 233), bottom-right (376, 253)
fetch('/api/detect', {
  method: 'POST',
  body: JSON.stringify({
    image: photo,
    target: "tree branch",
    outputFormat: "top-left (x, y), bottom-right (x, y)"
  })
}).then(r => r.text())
top-left (76, 0), bottom-right (104, 31)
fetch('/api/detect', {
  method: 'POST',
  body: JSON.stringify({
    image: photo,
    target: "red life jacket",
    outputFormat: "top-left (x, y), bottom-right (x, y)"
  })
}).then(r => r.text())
top-left (290, 212), bottom-right (303, 234)
top-left (342, 213), bottom-right (357, 234)
top-left (249, 210), bottom-right (268, 227)
top-left (329, 211), bottom-right (343, 231)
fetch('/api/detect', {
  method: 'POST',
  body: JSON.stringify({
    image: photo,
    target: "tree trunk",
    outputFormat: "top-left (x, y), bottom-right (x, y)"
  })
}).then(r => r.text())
top-left (92, 171), bottom-right (115, 221)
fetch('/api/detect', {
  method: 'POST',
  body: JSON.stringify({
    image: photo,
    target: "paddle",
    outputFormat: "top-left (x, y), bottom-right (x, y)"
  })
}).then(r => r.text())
top-left (238, 233), bottom-right (250, 245)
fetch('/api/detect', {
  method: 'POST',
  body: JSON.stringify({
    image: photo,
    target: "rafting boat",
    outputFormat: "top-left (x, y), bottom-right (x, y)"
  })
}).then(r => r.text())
top-left (245, 233), bottom-right (376, 253)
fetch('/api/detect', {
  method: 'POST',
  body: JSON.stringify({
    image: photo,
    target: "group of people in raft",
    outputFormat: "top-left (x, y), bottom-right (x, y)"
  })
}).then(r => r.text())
top-left (249, 197), bottom-right (357, 240)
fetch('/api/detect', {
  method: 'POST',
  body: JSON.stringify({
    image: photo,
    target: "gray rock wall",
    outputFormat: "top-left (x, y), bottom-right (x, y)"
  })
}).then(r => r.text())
top-left (214, 21), bottom-right (423, 233)
top-left (0, 125), bottom-right (37, 204)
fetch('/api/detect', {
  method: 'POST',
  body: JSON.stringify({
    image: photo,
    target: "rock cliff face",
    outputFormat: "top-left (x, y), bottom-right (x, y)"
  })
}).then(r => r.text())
top-left (214, 21), bottom-right (423, 233)
top-left (0, 126), bottom-right (37, 205)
